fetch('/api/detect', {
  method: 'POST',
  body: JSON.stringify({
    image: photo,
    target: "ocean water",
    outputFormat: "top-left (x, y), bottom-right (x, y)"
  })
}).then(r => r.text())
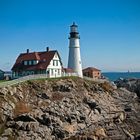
top-left (102, 72), bottom-right (140, 81)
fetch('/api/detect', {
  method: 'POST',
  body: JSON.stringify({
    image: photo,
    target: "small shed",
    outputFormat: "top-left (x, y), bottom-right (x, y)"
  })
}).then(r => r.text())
top-left (83, 67), bottom-right (101, 79)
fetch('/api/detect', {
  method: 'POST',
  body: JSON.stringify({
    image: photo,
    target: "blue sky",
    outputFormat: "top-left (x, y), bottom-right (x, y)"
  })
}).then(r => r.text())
top-left (0, 0), bottom-right (140, 72)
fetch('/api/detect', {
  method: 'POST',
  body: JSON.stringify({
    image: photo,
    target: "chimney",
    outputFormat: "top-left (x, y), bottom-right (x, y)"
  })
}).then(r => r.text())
top-left (27, 49), bottom-right (29, 53)
top-left (46, 47), bottom-right (49, 52)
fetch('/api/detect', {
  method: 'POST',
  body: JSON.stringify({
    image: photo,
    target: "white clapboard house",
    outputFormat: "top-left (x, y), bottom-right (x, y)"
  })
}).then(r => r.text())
top-left (12, 48), bottom-right (63, 78)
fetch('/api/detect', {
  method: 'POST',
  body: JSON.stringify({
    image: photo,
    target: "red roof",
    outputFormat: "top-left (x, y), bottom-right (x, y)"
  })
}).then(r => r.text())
top-left (83, 67), bottom-right (101, 72)
top-left (12, 50), bottom-right (62, 71)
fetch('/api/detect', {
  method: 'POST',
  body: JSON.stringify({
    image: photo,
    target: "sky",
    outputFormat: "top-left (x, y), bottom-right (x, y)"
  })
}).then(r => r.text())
top-left (0, 0), bottom-right (140, 72)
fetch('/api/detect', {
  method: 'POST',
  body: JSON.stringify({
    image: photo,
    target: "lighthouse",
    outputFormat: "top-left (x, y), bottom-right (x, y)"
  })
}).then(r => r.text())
top-left (68, 22), bottom-right (83, 78)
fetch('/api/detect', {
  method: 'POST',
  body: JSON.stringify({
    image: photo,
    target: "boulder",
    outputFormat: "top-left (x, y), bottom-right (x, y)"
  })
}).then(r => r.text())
top-left (52, 84), bottom-right (72, 92)
top-left (37, 93), bottom-right (49, 99)
top-left (83, 98), bottom-right (97, 110)
top-left (2, 128), bottom-right (13, 137)
top-left (14, 114), bottom-right (36, 122)
top-left (36, 114), bottom-right (51, 126)
top-left (115, 78), bottom-right (140, 98)
top-left (95, 128), bottom-right (107, 138)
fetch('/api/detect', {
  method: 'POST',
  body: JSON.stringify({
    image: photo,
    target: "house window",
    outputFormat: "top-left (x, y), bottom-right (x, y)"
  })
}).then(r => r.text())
top-left (56, 60), bottom-right (58, 66)
top-left (29, 61), bottom-right (32, 65)
top-left (58, 69), bottom-right (60, 75)
top-left (53, 60), bottom-right (55, 66)
top-left (33, 60), bottom-right (36, 65)
top-left (24, 61), bottom-right (28, 65)
top-left (47, 70), bottom-right (49, 74)
top-left (51, 69), bottom-right (53, 75)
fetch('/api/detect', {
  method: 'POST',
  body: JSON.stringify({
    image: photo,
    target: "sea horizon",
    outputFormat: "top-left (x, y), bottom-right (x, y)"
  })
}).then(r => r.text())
top-left (102, 72), bottom-right (140, 81)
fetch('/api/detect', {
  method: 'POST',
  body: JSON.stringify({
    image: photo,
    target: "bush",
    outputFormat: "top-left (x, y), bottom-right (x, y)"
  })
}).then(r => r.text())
top-left (14, 101), bottom-right (31, 116)
top-left (99, 82), bottom-right (113, 92)
top-left (51, 93), bottom-right (64, 101)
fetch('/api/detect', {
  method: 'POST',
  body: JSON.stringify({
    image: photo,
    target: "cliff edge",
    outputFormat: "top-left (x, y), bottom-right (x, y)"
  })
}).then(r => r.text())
top-left (0, 77), bottom-right (140, 140)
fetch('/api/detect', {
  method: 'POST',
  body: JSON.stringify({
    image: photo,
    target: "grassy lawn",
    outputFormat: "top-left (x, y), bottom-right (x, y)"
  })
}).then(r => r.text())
top-left (0, 80), bottom-right (7, 83)
top-left (26, 76), bottom-right (79, 82)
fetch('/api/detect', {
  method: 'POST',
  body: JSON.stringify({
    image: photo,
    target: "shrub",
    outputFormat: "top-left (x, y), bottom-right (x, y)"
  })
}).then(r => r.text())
top-left (51, 93), bottom-right (64, 101)
top-left (14, 101), bottom-right (31, 116)
top-left (99, 82), bottom-right (113, 92)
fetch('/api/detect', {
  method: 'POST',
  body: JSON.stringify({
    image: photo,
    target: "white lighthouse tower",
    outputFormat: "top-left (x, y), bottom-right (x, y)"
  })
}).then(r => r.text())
top-left (68, 22), bottom-right (83, 78)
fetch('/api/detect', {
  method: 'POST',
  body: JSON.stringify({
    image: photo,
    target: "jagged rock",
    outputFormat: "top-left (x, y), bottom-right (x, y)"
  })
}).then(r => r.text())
top-left (52, 128), bottom-right (68, 139)
top-left (14, 114), bottom-right (36, 122)
top-left (36, 114), bottom-right (51, 126)
top-left (0, 137), bottom-right (8, 140)
top-left (63, 123), bottom-right (77, 134)
top-left (2, 102), bottom-right (13, 119)
top-left (37, 93), bottom-right (49, 99)
top-left (0, 92), bottom-right (5, 96)
top-left (65, 115), bottom-right (77, 124)
top-left (15, 121), bottom-right (24, 130)
top-left (135, 135), bottom-right (140, 140)
top-left (16, 91), bottom-right (24, 100)
top-left (94, 109), bottom-right (100, 115)
top-left (78, 123), bottom-right (86, 130)
top-left (95, 128), bottom-right (107, 138)
top-left (95, 107), bottom-right (101, 114)
top-left (84, 98), bottom-right (97, 110)
top-left (2, 128), bottom-right (13, 137)
top-left (115, 78), bottom-right (140, 97)
top-left (0, 77), bottom-right (139, 140)
top-left (52, 84), bottom-right (72, 92)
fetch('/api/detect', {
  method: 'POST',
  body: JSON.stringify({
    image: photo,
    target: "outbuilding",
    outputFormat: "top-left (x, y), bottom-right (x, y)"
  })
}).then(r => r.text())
top-left (83, 67), bottom-right (101, 79)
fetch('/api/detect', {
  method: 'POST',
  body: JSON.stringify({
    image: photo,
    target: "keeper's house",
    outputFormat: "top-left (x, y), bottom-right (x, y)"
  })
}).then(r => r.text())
top-left (12, 48), bottom-right (63, 79)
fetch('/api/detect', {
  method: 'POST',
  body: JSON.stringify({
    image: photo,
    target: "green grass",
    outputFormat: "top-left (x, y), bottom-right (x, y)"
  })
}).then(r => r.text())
top-left (0, 80), bottom-right (7, 83)
top-left (25, 76), bottom-right (79, 82)
top-left (0, 76), bottom-right (80, 88)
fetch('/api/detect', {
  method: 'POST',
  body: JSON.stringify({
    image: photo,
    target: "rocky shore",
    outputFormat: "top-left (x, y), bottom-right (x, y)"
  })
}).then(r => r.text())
top-left (115, 78), bottom-right (140, 98)
top-left (0, 77), bottom-right (140, 140)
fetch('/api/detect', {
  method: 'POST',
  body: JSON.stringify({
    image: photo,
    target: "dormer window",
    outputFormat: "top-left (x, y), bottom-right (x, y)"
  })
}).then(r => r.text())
top-left (23, 60), bottom-right (39, 65)
top-left (29, 61), bottom-right (32, 65)
top-left (24, 61), bottom-right (28, 65)
top-left (33, 60), bottom-right (38, 65)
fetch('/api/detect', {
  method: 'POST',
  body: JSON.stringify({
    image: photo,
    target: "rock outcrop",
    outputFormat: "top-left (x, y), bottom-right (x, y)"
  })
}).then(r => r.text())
top-left (0, 77), bottom-right (140, 140)
top-left (115, 78), bottom-right (140, 98)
